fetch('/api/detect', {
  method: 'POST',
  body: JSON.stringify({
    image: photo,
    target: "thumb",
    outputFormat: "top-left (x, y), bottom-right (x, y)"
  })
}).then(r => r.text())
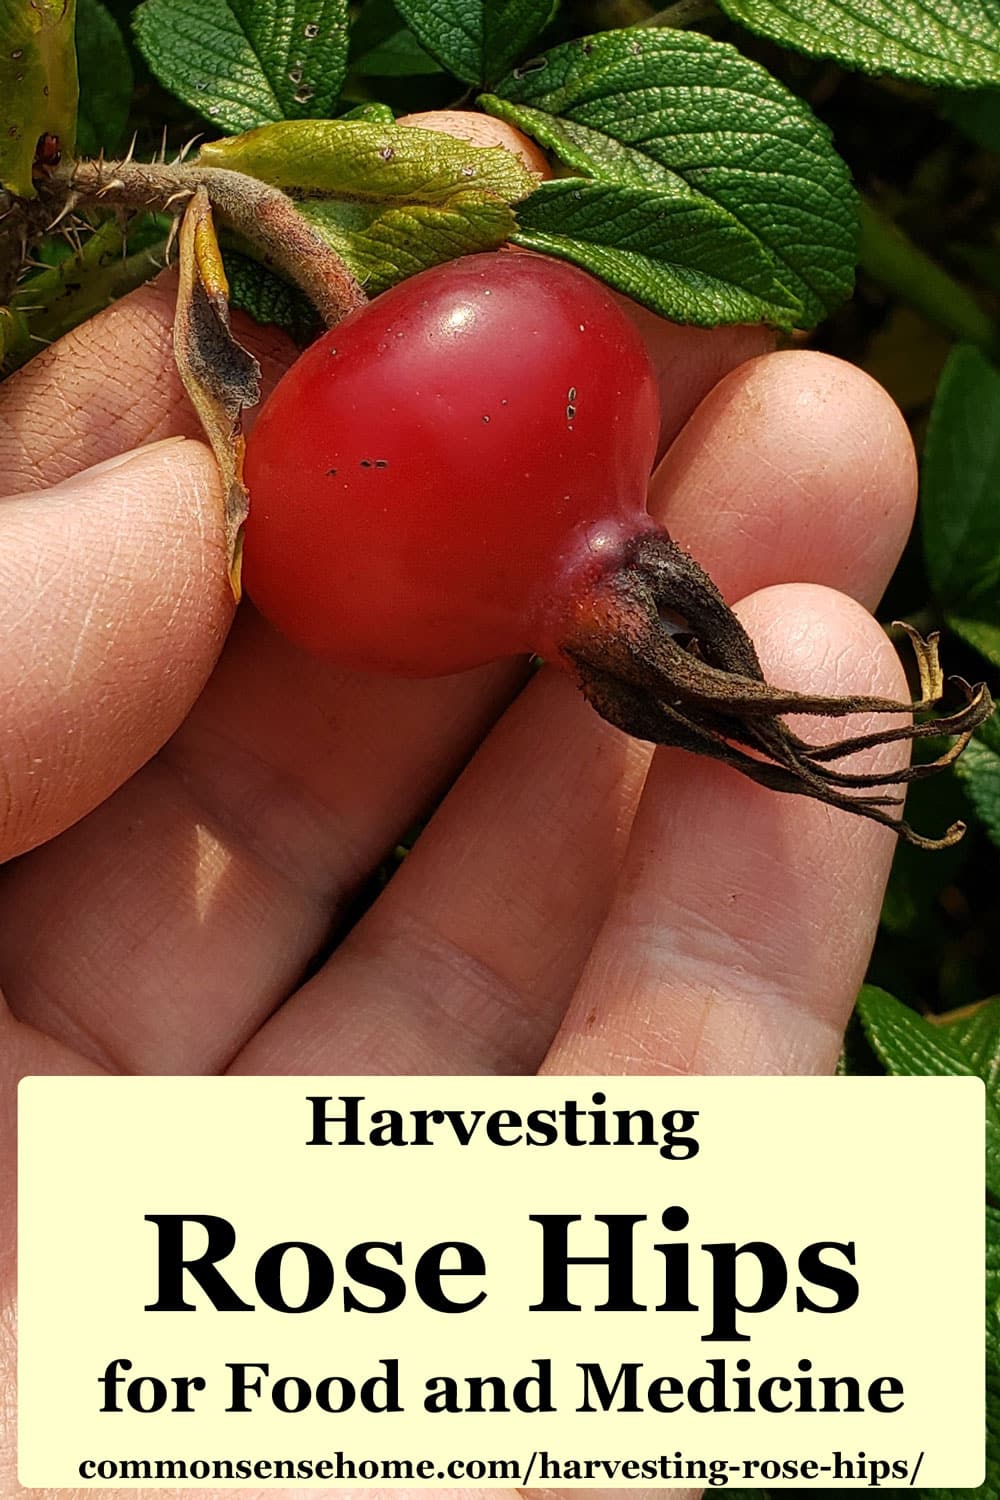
top-left (0, 436), bottom-right (233, 863)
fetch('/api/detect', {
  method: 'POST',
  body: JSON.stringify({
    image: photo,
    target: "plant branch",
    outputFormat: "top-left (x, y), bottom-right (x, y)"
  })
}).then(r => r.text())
top-left (60, 157), bottom-right (366, 327)
top-left (859, 199), bottom-right (1000, 355)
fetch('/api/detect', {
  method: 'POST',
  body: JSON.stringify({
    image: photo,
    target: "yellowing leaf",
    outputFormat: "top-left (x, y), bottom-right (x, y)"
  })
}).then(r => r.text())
top-left (0, 0), bottom-right (79, 197)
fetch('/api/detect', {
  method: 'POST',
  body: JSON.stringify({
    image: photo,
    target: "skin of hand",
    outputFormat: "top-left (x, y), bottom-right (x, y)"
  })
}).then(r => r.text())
top-left (0, 275), bottom-right (917, 1500)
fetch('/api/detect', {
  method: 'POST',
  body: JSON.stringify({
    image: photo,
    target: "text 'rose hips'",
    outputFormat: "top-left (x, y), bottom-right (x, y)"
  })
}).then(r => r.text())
top-left (243, 253), bottom-right (992, 847)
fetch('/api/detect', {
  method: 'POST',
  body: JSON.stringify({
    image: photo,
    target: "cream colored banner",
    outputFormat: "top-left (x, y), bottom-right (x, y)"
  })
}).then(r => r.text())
top-left (18, 1076), bottom-right (982, 1489)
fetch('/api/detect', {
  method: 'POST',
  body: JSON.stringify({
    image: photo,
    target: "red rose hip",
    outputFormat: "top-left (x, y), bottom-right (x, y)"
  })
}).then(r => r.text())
top-left (243, 253), bottom-right (992, 847)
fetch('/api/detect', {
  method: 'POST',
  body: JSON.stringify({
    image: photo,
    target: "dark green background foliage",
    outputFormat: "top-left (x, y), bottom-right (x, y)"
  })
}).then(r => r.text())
top-left (4, 0), bottom-right (1000, 1489)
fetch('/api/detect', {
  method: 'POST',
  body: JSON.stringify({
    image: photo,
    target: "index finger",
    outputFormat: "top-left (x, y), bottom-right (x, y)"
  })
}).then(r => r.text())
top-left (0, 273), bottom-right (296, 496)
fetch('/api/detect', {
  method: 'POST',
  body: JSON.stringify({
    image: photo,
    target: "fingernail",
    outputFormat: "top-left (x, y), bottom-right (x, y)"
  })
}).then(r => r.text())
top-left (73, 435), bottom-right (191, 481)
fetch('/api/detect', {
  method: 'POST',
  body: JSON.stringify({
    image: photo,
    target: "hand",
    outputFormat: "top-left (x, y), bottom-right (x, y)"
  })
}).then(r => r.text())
top-left (0, 275), bottom-right (916, 1498)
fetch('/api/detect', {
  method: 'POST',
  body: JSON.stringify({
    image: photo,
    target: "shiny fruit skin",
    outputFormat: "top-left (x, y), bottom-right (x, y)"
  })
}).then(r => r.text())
top-left (242, 253), bottom-right (661, 675)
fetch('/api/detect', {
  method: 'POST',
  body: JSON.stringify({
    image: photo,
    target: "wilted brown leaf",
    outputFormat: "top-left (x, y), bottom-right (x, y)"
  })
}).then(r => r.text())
top-left (173, 185), bottom-right (260, 598)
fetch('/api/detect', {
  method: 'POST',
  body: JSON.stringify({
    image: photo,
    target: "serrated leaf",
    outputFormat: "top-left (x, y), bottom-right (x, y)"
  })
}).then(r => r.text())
top-left (297, 191), bottom-right (515, 292)
top-left (482, 27), bottom-right (856, 328)
top-left (858, 985), bottom-right (1000, 1198)
top-left (940, 998), bottom-right (1000, 1093)
top-left (955, 738), bottom-right (1000, 849)
top-left (394, 0), bottom-right (553, 86)
top-left (922, 346), bottom-right (1000, 641)
top-left (133, 0), bottom-right (348, 134)
top-left (0, 0), bottom-right (79, 197)
top-left (198, 118), bottom-right (538, 201)
top-left (717, 0), bottom-right (1000, 90)
top-left (351, 26), bottom-right (443, 75)
top-left (76, 0), bottom-right (133, 157)
top-left (511, 178), bottom-right (801, 329)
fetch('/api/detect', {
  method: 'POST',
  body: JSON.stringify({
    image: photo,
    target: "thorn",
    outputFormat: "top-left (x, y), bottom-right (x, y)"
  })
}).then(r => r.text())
top-left (163, 188), bottom-right (194, 210)
top-left (96, 178), bottom-right (125, 198)
top-left (45, 193), bottom-right (80, 230)
top-left (174, 134), bottom-right (203, 164)
top-left (29, 333), bottom-right (52, 344)
top-left (164, 216), bottom-right (181, 263)
top-left (123, 130), bottom-right (139, 166)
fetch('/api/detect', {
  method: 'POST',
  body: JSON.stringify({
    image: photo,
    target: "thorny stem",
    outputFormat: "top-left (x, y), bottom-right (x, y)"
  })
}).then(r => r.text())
top-left (563, 532), bottom-right (994, 850)
top-left (56, 157), bottom-right (366, 328)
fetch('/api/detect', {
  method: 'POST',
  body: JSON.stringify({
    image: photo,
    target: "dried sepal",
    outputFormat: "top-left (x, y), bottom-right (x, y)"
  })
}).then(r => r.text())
top-left (566, 532), bottom-right (995, 850)
top-left (173, 185), bottom-right (260, 598)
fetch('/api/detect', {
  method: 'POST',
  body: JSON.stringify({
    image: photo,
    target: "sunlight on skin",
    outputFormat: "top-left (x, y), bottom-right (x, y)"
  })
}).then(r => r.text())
top-left (0, 248), bottom-right (918, 1500)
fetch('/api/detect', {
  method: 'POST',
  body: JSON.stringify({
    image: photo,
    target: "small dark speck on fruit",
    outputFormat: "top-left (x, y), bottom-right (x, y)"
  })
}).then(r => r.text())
top-left (482, 414), bottom-right (491, 423)
top-left (585, 1009), bottom-right (598, 1029)
top-left (380, 145), bottom-right (395, 161)
top-left (375, 458), bottom-right (389, 468)
top-left (582, 40), bottom-right (593, 54)
top-left (360, 459), bottom-right (373, 467)
top-left (328, 347), bottom-right (338, 356)
top-left (568, 386), bottom-right (577, 401)
top-left (7, 125), bottom-right (17, 137)
top-left (326, 467), bottom-right (337, 476)
top-left (10, 47), bottom-right (23, 58)
top-left (566, 404), bottom-right (576, 420)
top-left (304, 21), bottom-right (320, 36)
top-left (500, 398), bottom-right (508, 405)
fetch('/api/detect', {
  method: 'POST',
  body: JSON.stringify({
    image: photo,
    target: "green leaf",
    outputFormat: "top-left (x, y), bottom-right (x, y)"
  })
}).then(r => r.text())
top-left (0, 0), bottom-right (79, 197)
top-left (511, 178), bottom-right (801, 329)
top-left (482, 27), bottom-right (856, 328)
top-left (198, 118), bottom-right (537, 200)
top-left (0, 306), bottom-right (30, 373)
top-left (949, 616), bottom-right (1000, 667)
top-left (988, 1203), bottom-right (1000, 1301)
top-left (858, 985), bottom-right (1000, 1198)
top-left (133, 0), bottom-right (349, 133)
top-left (940, 997), bottom-right (1000, 1093)
top-left (75, 0), bottom-right (133, 157)
top-left (716, 0), bottom-right (1000, 90)
top-left (222, 248), bottom-right (320, 342)
top-left (297, 192), bottom-right (516, 292)
top-left (955, 737), bottom-right (1000, 850)
top-left (351, 25), bottom-right (443, 75)
top-left (922, 345), bottom-right (1000, 639)
top-left (339, 101), bottom-right (397, 121)
top-left (394, 0), bottom-right (554, 86)
top-left (200, 120), bottom-right (534, 294)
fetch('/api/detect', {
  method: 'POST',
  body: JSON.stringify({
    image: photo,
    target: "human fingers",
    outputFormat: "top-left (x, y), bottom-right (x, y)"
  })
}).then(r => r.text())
top-left (542, 583), bottom-right (909, 1077)
top-left (0, 274), bottom-right (295, 496)
top-left (0, 319), bottom-right (783, 1074)
top-left (0, 438), bottom-right (232, 863)
top-left (230, 355), bottom-right (915, 1077)
top-left (648, 349), bottom-right (918, 610)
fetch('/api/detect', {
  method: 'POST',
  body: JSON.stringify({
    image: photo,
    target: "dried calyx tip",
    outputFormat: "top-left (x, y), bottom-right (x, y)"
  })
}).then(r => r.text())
top-left (564, 532), bottom-right (994, 850)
